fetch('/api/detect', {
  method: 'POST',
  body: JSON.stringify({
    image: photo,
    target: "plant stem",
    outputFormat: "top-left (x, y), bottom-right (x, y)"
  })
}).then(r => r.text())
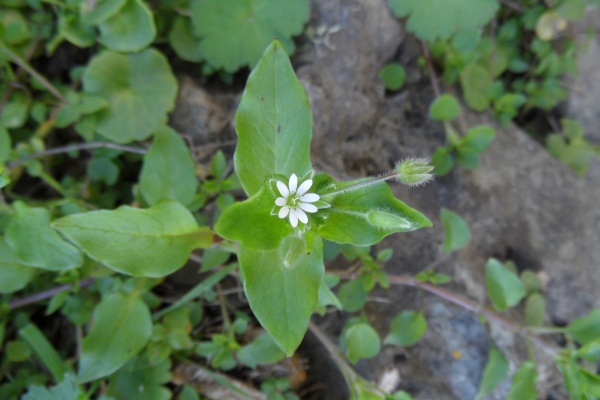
top-left (8, 278), bottom-right (96, 310)
top-left (320, 170), bottom-right (398, 198)
top-left (0, 45), bottom-right (66, 102)
top-left (386, 274), bottom-right (560, 357)
top-left (421, 41), bottom-right (441, 98)
top-left (8, 142), bottom-right (148, 168)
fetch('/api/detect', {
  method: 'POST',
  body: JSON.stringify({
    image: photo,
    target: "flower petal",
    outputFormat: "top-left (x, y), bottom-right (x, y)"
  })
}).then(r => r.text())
top-left (300, 193), bottom-right (320, 203)
top-left (297, 179), bottom-right (313, 196)
top-left (298, 202), bottom-right (318, 213)
top-left (275, 197), bottom-right (287, 206)
top-left (289, 174), bottom-right (298, 194)
top-left (277, 181), bottom-right (289, 197)
top-left (278, 205), bottom-right (290, 219)
top-left (295, 208), bottom-right (308, 224)
top-left (289, 209), bottom-right (299, 227)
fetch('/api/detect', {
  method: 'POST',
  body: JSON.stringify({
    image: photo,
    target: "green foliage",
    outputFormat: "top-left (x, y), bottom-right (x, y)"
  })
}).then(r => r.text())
top-left (139, 126), bottom-right (198, 207)
top-left (379, 63), bottom-right (406, 91)
top-left (485, 258), bottom-right (526, 311)
top-left (52, 200), bottom-right (212, 277)
top-left (506, 362), bottom-right (537, 400)
top-left (234, 41), bottom-right (313, 196)
top-left (388, 0), bottom-right (498, 42)
top-left (433, 125), bottom-right (495, 175)
top-left (191, 0), bottom-right (309, 72)
top-left (441, 208), bottom-right (470, 253)
top-left (21, 374), bottom-right (82, 400)
top-left (82, 49), bottom-right (178, 143)
top-left (546, 119), bottom-right (597, 176)
top-left (477, 346), bottom-right (508, 398)
top-left (107, 354), bottom-right (171, 400)
top-left (237, 333), bottom-right (286, 368)
top-left (342, 321), bottom-right (381, 364)
top-left (384, 311), bottom-right (427, 347)
top-left (78, 292), bottom-right (152, 382)
top-left (567, 309), bottom-right (600, 346)
top-left (429, 94), bottom-right (460, 121)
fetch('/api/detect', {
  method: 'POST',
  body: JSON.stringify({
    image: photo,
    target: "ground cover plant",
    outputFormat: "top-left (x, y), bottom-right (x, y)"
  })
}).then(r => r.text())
top-left (1, 0), bottom-right (599, 399)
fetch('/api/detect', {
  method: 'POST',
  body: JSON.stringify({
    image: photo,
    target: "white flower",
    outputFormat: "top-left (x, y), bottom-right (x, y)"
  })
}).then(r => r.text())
top-left (275, 173), bottom-right (320, 228)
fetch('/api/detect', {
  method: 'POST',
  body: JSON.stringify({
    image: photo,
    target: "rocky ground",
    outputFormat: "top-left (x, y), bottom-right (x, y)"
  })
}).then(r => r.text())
top-left (170, 1), bottom-right (600, 398)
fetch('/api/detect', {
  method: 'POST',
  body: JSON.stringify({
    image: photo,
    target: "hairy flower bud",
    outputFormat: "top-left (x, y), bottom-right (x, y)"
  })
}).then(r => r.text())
top-left (395, 158), bottom-right (434, 186)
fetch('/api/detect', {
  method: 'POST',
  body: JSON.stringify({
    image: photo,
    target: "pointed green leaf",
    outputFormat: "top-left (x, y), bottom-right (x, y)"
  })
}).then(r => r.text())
top-left (52, 200), bottom-right (212, 277)
top-left (82, 48), bottom-right (178, 143)
top-left (441, 208), bottom-right (470, 253)
top-left (317, 279), bottom-right (342, 311)
top-left (0, 238), bottom-right (37, 293)
top-left (344, 323), bottom-right (381, 364)
top-left (485, 258), bottom-right (526, 311)
top-left (139, 126), bottom-right (198, 207)
top-left (235, 40), bottom-right (312, 196)
top-left (318, 179), bottom-right (432, 246)
top-left (524, 293), bottom-right (545, 327)
top-left (384, 310), bottom-right (427, 347)
top-left (79, 293), bottom-right (152, 382)
top-left (98, 0), bottom-right (156, 52)
top-left (238, 237), bottom-right (324, 356)
top-left (6, 202), bottom-right (83, 271)
top-left (477, 346), bottom-right (508, 398)
top-left (459, 62), bottom-right (491, 112)
top-left (567, 309), bottom-right (600, 345)
top-left (506, 362), bottom-right (537, 400)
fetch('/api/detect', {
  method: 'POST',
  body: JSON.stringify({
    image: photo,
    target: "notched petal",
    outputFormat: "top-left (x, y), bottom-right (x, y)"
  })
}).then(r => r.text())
top-left (275, 197), bottom-right (287, 206)
top-left (298, 202), bottom-right (318, 213)
top-left (289, 174), bottom-right (298, 193)
top-left (300, 193), bottom-right (320, 203)
top-left (297, 179), bottom-right (313, 196)
top-left (278, 205), bottom-right (290, 218)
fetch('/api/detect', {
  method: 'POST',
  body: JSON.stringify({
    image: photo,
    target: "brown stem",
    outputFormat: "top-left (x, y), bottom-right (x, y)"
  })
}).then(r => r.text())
top-left (420, 41), bottom-right (441, 98)
top-left (8, 278), bottom-right (96, 310)
top-left (386, 274), bottom-right (559, 357)
top-left (8, 142), bottom-right (148, 168)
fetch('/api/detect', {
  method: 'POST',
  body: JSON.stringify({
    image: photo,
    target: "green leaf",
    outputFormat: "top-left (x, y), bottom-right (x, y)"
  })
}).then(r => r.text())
top-left (98, 0), bottom-right (156, 52)
top-left (0, 90), bottom-right (30, 129)
top-left (557, 0), bottom-right (586, 20)
top-left (6, 202), bottom-right (83, 271)
top-left (0, 238), bottom-right (37, 293)
top-left (7, 340), bottom-right (31, 361)
top-left (80, 0), bottom-right (127, 25)
top-left (214, 178), bottom-right (294, 251)
top-left (432, 146), bottom-right (454, 176)
top-left (388, 0), bottom-right (498, 42)
top-left (567, 309), bottom-right (600, 345)
top-left (384, 310), bottom-right (427, 347)
top-left (337, 275), bottom-right (369, 312)
top-left (506, 362), bottom-right (537, 400)
top-left (22, 373), bottom-right (83, 400)
top-left (577, 340), bottom-right (600, 361)
top-left (316, 279), bottom-right (342, 312)
top-left (460, 125), bottom-right (495, 153)
top-left (82, 48), bottom-right (178, 144)
top-left (191, 0), bottom-right (309, 72)
top-left (429, 94), bottom-right (460, 121)
top-left (485, 258), bottom-right (526, 311)
top-left (59, 11), bottom-right (96, 48)
top-left (237, 237), bottom-right (324, 356)
top-left (524, 293), bottom-right (545, 327)
top-left (379, 63), bottom-right (406, 91)
top-left (78, 293), bottom-right (152, 383)
top-left (237, 332), bottom-right (286, 368)
top-left (52, 200), bottom-right (212, 277)
top-left (0, 10), bottom-right (31, 44)
top-left (477, 346), bottom-right (508, 398)
top-left (441, 208), bottom-right (470, 253)
top-left (459, 62), bottom-right (491, 112)
top-left (168, 16), bottom-right (203, 62)
top-left (0, 125), bottom-right (11, 163)
top-left (234, 40), bottom-right (313, 196)
top-left (318, 178), bottom-right (432, 246)
top-left (19, 324), bottom-right (70, 382)
top-left (87, 157), bottom-right (119, 185)
top-left (139, 126), bottom-right (198, 207)
top-left (107, 354), bottom-right (171, 400)
top-left (344, 323), bottom-right (381, 364)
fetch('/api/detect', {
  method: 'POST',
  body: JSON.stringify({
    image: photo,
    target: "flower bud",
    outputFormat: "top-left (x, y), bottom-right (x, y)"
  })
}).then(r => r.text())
top-left (395, 158), bottom-right (434, 186)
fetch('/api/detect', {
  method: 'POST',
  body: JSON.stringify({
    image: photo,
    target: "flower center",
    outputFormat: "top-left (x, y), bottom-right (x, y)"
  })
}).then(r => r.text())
top-left (287, 194), bottom-right (300, 207)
